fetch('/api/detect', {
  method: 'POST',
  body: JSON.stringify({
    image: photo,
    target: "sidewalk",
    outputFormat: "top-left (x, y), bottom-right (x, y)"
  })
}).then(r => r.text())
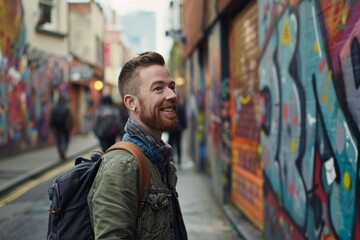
top-left (0, 133), bottom-right (99, 196)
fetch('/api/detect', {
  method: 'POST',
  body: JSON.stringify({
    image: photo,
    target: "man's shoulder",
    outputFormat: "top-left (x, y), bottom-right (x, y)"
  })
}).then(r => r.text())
top-left (101, 149), bottom-right (138, 170)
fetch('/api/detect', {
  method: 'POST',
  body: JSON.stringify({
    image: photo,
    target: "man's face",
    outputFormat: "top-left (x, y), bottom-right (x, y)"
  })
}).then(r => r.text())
top-left (136, 65), bottom-right (178, 133)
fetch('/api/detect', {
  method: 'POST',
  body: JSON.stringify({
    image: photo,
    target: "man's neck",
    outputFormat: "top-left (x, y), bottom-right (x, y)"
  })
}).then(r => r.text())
top-left (131, 118), bottom-right (162, 142)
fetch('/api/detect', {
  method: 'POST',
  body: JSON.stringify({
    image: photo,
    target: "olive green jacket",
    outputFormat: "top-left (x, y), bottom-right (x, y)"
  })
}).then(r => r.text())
top-left (87, 149), bottom-right (187, 240)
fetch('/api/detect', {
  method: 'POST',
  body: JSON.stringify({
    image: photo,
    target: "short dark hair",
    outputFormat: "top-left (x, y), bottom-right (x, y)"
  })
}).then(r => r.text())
top-left (118, 51), bottom-right (165, 98)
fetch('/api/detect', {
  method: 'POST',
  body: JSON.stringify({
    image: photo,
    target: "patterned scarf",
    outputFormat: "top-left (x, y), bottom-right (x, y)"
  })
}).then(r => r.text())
top-left (122, 118), bottom-right (173, 176)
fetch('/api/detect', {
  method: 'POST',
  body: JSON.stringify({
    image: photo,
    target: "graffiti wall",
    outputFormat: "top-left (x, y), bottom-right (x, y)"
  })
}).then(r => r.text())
top-left (193, 49), bottom-right (207, 171)
top-left (258, 0), bottom-right (360, 237)
top-left (0, 1), bottom-right (70, 157)
top-left (229, 2), bottom-right (263, 229)
top-left (0, 0), bottom-right (27, 153)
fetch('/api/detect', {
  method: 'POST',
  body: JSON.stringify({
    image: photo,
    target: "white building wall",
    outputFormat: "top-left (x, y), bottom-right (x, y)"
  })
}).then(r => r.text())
top-left (69, 1), bottom-right (105, 65)
top-left (22, 0), bottom-right (69, 56)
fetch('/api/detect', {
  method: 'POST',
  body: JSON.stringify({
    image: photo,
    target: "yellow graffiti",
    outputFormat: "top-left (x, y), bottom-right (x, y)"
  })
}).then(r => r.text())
top-left (343, 171), bottom-right (351, 190)
top-left (240, 95), bottom-right (252, 104)
top-left (319, 71), bottom-right (333, 111)
top-left (281, 17), bottom-right (292, 44)
top-left (233, 149), bottom-right (239, 161)
top-left (279, 216), bottom-right (284, 225)
top-left (314, 41), bottom-right (319, 53)
top-left (341, 4), bottom-right (350, 26)
top-left (257, 144), bottom-right (262, 154)
top-left (290, 139), bottom-right (296, 152)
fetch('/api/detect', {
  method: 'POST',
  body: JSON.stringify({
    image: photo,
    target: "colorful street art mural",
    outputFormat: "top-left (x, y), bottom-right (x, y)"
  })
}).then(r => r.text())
top-left (258, 0), bottom-right (360, 238)
top-left (0, 1), bottom-right (70, 157)
top-left (191, 49), bottom-right (207, 171)
top-left (0, 1), bottom-right (27, 152)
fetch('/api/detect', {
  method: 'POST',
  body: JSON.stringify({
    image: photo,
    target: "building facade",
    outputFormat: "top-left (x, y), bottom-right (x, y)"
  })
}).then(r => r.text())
top-left (103, 10), bottom-right (132, 104)
top-left (68, 0), bottom-right (106, 135)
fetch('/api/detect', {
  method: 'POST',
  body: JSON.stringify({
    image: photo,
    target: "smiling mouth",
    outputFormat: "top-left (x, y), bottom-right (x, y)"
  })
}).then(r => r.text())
top-left (161, 106), bottom-right (176, 112)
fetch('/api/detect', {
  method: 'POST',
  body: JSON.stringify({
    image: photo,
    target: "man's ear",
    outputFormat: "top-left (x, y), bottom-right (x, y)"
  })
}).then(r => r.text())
top-left (124, 94), bottom-right (137, 112)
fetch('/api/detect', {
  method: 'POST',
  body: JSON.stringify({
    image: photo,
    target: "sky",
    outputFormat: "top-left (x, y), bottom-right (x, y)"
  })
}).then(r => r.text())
top-left (103, 0), bottom-right (173, 59)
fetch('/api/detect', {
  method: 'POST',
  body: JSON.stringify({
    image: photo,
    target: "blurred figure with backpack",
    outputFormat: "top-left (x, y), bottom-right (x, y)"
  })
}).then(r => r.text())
top-left (50, 95), bottom-right (73, 161)
top-left (93, 96), bottom-right (122, 152)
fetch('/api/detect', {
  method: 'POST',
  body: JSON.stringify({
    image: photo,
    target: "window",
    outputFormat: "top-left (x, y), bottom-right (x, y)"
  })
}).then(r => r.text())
top-left (38, 0), bottom-right (57, 30)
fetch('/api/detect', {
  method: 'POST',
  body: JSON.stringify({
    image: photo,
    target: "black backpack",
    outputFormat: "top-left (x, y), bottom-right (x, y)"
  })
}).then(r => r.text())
top-left (94, 105), bottom-right (121, 137)
top-left (46, 141), bottom-right (150, 240)
top-left (51, 104), bottom-right (69, 128)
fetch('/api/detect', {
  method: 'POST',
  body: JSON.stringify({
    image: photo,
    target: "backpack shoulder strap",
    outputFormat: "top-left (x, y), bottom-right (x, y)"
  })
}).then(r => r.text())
top-left (105, 141), bottom-right (150, 209)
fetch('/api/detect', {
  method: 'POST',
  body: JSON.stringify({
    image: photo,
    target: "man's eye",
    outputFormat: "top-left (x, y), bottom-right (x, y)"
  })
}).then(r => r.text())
top-left (154, 87), bottom-right (162, 92)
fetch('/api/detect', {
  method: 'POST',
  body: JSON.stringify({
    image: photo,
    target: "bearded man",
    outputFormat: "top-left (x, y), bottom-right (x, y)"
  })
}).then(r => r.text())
top-left (88, 51), bottom-right (188, 240)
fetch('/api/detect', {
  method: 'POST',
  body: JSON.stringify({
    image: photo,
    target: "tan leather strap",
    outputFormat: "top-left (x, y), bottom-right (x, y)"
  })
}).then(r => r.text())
top-left (105, 141), bottom-right (150, 208)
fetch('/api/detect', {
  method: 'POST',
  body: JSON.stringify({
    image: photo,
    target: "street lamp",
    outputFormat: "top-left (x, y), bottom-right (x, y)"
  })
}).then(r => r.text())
top-left (93, 80), bottom-right (104, 91)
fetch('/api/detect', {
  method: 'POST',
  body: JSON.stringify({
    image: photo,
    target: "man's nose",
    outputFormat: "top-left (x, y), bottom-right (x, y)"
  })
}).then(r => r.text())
top-left (165, 87), bottom-right (177, 101)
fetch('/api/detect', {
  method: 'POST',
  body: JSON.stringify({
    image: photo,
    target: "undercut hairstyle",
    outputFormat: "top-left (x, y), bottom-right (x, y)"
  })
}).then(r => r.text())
top-left (118, 51), bottom-right (165, 98)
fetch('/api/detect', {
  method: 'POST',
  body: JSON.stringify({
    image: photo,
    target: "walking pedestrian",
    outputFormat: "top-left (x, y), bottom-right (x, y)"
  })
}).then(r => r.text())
top-left (168, 95), bottom-right (187, 168)
top-left (50, 95), bottom-right (73, 161)
top-left (93, 95), bottom-right (122, 152)
top-left (88, 51), bottom-right (188, 239)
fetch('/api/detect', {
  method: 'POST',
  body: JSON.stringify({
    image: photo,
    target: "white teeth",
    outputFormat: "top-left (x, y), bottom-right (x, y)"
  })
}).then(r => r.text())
top-left (162, 107), bottom-right (174, 112)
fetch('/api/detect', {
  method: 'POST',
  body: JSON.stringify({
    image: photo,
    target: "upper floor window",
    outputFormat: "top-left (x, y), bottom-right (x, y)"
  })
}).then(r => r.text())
top-left (37, 0), bottom-right (57, 31)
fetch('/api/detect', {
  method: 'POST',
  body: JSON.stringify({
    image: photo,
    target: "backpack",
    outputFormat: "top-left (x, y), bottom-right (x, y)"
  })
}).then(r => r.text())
top-left (51, 104), bottom-right (69, 128)
top-left (46, 141), bottom-right (150, 240)
top-left (94, 105), bottom-right (121, 137)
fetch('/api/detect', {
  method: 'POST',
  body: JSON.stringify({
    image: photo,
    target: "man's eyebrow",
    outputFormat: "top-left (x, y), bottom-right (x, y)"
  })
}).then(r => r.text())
top-left (150, 80), bottom-right (175, 87)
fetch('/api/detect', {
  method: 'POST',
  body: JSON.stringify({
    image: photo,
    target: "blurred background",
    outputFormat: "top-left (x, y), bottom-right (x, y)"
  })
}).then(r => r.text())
top-left (1, 0), bottom-right (360, 239)
top-left (0, 0), bottom-right (177, 156)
